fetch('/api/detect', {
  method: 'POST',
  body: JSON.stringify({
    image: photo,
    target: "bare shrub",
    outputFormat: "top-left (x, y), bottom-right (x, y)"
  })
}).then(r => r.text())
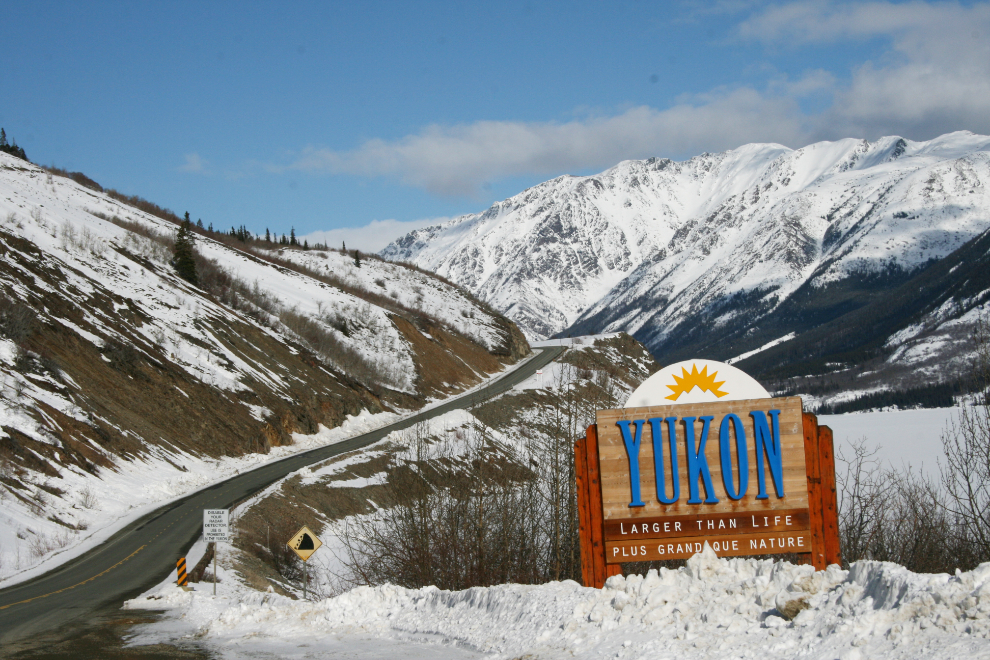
top-left (28, 528), bottom-right (73, 558)
top-left (337, 422), bottom-right (543, 590)
top-left (0, 295), bottom-right (35, 341)
top-left (79, 486), bottom-right (98, 510)
top-left (838, 439), bottom-right (972, 573)
top-left (102, 339), bottom-right (141, 377)
top-left (940, 315), bottom-right (990, 562)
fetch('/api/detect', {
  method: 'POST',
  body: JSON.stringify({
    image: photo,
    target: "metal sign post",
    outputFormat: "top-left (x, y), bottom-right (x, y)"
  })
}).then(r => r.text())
top-left (287, 525), bottom-right (323, 600)
top-left (203, 509), bottom-right (230, 596)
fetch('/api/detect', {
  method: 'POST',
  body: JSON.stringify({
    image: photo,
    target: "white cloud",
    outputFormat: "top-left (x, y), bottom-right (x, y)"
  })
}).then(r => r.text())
top-left (179, 153), bottom-right (208, 174)
top-left (301, 217), bottom-right (451, 254)
top-left (740, 1), bottom-right (990, 140)
top-left (283, 2), bottom-right (990, 197)
top-left (289, 89), bottom-right (806, 196)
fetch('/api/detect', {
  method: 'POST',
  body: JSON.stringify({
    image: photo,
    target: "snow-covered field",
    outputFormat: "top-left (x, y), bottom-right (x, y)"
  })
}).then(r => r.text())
top-left (125, 544), bottom-right (990, 659)
top-left (821, 407), bottom-right (958, 474)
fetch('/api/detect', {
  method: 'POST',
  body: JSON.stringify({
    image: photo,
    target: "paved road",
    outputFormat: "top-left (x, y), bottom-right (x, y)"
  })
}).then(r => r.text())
top-left (0, 346), bottom-right (564, 653)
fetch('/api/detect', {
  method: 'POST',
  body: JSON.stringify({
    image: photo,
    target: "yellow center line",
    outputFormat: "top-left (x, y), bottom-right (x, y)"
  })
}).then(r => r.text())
top-left (0, 545), bottom-right (147, 610)
top-left (3, 479), bottom-right (246, 611)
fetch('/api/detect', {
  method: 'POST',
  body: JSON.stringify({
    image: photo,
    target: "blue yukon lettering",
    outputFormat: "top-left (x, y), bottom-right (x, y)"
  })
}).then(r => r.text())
top-left (650, 417), bottom-right (680, 504)
top-left (617, 420), bottom-right (647, 507)
top-left (683, 416), bottom-right (719, 504)
top-left (719, 413), bottom-right (749, 500)
top-left (751, 410), bottom-right (785, 498)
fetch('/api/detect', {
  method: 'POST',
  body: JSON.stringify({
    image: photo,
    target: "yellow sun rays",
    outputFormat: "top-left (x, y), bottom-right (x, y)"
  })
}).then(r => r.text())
top-left (664, 364), bottom-right (728, 401)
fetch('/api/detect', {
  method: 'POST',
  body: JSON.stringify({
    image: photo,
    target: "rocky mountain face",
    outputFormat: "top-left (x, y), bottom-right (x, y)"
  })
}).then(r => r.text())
top-left (383, 131), bottom-right (990, 400)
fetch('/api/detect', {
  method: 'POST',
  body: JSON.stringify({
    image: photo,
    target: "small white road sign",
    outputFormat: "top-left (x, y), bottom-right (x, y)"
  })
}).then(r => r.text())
top-left (287, 525), bottom-right (322, 561)
top-left (203, 509), bottom-right (230, 543)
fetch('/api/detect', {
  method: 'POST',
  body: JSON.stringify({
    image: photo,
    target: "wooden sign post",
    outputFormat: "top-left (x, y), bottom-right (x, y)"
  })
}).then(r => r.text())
top-left (575, 364), bottom-right (840, 588)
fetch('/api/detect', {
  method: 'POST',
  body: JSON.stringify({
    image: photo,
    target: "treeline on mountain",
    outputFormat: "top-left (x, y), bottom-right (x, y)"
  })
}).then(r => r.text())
top-left (743, 228), bottom-right (990, 381)
top-left (615, 225), bottom-right (990, 404)
top-left (0, 128), bottom-right (27, 161)
top-left (813, 380), bottom-right (963, 415)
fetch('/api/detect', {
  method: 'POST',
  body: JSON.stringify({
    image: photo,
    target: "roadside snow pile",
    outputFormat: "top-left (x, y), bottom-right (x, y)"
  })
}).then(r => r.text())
top-left (125, 546), bottom-right (990, 659)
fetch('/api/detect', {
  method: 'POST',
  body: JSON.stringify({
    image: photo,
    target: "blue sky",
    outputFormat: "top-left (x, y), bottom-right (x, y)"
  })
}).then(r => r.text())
top-left (3, 1), bottom-right (989, 250)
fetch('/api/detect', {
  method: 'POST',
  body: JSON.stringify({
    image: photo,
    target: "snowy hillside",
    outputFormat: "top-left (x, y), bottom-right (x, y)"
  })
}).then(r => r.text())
top-left (0, 153), bottom-right (526, 582)
top-left (382, 131), bottom-right (990, 396)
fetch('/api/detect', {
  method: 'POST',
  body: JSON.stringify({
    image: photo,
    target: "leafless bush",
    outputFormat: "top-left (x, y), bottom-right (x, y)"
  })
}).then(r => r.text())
top-left (0, 294), bottom-right (35, 341)
top-left (838, 439), bottom-right (973, 573)
top-left (79, 486), bottom-right (98, 510)
top-left (337, 422), bottom-right (543, 590)
top-left (28, 528), bottom-right (73, 558)
top-left (102, 339), bottom-right (141, 377)
top-left (939, 315), bottom-right (990, 562)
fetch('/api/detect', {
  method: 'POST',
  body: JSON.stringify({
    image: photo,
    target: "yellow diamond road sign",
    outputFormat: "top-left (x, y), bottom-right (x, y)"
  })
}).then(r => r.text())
top-left (287, 525), bottom-right (322, 561)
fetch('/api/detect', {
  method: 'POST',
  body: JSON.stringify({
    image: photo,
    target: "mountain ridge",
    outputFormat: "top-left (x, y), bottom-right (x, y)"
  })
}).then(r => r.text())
top-left (382, 130), bottom-right (990, 398)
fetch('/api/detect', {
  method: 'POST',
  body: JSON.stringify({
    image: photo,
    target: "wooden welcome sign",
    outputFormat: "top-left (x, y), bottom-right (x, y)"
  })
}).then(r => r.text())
top-left (575, 360), bottom-right (840, 588)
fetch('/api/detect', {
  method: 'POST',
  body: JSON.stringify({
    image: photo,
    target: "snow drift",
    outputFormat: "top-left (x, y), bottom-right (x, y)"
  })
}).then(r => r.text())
top-left (125, 546), bottom-right (990, 659)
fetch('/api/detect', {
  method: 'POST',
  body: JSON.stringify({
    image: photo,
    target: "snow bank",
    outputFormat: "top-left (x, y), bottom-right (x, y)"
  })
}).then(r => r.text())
top-left (125, 546), bottom-right (990, 659)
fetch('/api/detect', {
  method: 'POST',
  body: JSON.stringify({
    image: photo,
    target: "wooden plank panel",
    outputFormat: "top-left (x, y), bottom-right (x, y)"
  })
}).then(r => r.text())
top-left (803, 412), bottom-right (826, 570)
top-left (606, 531), bottom-right (813, 563)
top-left (586, 424), bottom-right (607, 588)
top-left (574, 433), bottom-right (594, 587)
top-left (818, 424), bottom-right (842, 567)
top-left (604, 508), bottom-right (809, 541)
top-left (596, 397), bottom-right (808, 520)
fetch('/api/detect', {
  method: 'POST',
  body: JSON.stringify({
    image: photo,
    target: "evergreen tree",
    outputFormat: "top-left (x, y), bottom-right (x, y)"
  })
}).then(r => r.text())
top-left (290, 227), bottom-right (297, 246)
top-left (303, 239), bottom-right (309, 250)
top-left (353, 249), bottom-right (361, 268)
top-left (0, 128), bottom-right (27, 161)
top-left (341, 240), bottom-right (346, 254)
top-left (265, 228), bottom-right (271, 242)
top-left (208, 222), bottom-right (214, 232)
top-left (173, 215), bottom-right (198, 285)
top-left (197, 218), bottom-right (204, 229)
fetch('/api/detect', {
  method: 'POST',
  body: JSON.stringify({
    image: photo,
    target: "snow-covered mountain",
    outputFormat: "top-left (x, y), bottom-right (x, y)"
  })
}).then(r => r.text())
top-left (383, 131), bottom-right (990, 396)
top-left (0, 152), bottom-right (526, 581)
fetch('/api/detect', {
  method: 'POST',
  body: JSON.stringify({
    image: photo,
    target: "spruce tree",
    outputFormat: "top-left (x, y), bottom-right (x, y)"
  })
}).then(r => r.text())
top-left (173, 215), bottom-right (198, 285)
top-left (265, 228), bottom-right (271, 242)
top-left (290, 227), bottom-right (297, 246)
top-left (303, 239), bottom-right (309, 250)
top-left (353, 249), bottom-right (361, 268)
top-left (0, 128), bottom-right (6, 148)
top-left (197, 218), bottom-right (204, 229)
